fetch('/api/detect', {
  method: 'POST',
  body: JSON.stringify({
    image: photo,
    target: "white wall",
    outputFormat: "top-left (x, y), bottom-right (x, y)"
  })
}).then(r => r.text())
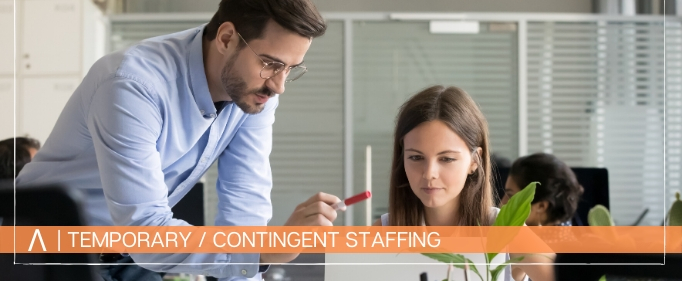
top-left (0, 0), bottom-right (15, 141)
top-left (0, 0), bottom-right (104, 144)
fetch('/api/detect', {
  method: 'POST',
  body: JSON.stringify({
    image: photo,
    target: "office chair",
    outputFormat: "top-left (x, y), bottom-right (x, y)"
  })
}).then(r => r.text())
top-left (0, 181), bottom-right (100, 281)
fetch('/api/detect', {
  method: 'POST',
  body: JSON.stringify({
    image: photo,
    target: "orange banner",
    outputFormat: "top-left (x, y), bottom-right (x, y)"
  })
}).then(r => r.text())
top-left (0, 226), bottom-right (680, 254)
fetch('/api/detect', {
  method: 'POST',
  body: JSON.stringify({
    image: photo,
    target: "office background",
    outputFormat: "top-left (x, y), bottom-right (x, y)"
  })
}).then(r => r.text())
top-left (1, 0), bottom-right (681, 230)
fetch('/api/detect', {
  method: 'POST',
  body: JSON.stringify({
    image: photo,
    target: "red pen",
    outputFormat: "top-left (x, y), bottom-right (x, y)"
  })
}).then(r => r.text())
top-left (332, 191), bottom-right (372, 211)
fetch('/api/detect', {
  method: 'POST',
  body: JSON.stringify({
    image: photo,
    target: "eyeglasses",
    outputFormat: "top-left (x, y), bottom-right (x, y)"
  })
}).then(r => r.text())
top-left (237, 32), bottom-right (308, 83)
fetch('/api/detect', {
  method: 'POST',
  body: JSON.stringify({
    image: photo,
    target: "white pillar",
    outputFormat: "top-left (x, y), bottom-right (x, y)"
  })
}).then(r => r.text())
top-left (620, 0), bottom-right (636, 15)
top-left (365, 145), bottom-right (372, 226)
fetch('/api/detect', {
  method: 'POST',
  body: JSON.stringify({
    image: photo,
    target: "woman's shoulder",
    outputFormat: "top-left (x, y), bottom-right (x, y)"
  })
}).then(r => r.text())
top-left (381, 208), bottom-right (500, 226)
top-left (489, 206), bottom-right (501, 223)
top-left (379, 213), bottom-right (389, 226)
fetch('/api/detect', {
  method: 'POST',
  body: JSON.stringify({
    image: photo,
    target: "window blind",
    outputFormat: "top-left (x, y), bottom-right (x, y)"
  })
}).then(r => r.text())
top-left (665, 21), bottom-right (682, 221)
top-left (352, 21), bottom-right (518, 223)
top-left (527, 20), bottom-right (675, 226)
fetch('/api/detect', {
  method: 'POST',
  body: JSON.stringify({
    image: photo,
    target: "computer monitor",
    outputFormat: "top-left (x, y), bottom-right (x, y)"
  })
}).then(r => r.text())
top-left (0, 181), bottom-right (100, 281)
top-left (493, 167), bottom-right (610, 226)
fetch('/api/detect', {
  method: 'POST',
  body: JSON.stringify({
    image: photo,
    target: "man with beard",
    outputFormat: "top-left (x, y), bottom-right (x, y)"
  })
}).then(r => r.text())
top-left (16, 0), bottom-right (337, 280)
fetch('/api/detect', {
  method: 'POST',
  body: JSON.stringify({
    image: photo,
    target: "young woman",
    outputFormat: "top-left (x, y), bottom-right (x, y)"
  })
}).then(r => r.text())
top-left (374, 85), bottom-right (555, 281)
top-left (501, 152), bottom-right (584, 226)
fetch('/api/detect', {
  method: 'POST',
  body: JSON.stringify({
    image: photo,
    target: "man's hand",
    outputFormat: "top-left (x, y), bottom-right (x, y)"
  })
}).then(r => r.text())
top-left (260, 192), bottom-right (342, 264)
top-left (284, 192), bottom-right (341, 227)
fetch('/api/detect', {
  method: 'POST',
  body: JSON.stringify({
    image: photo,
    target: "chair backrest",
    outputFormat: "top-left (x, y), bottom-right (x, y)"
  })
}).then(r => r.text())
top-left (493, 167), bottom-right (610, 226)
top-left (0, 180), bottom-right (100, 281)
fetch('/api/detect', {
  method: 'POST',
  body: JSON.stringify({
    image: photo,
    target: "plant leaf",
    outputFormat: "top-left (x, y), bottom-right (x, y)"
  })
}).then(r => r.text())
top-left (422, 254), bottom-right (484, 281)
top-left (422, 253), bottom-right (466, 264)
top-left (487, 182), bottom-right (536, 255)
top-left (464, 258), bottom-right (484, 281)
top-left (494, 182), bottom-right (537, 227)
top-left (489, 256), bottom-right (524, 281)
top-left (486, 253), bottom-right (498, 265)
top-left (599, 275), bottom-right (607, 281)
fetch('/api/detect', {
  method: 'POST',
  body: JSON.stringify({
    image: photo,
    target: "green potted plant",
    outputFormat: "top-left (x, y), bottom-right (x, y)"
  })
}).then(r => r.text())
top-left (666, 192), bottom-right (682, 226)
top-left (423, 182), bottom-right (538, 281)
top-left (586, 192), bottom-right (682, 281)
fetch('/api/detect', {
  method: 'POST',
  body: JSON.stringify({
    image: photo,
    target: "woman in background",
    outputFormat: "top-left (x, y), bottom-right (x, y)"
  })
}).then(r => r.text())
top-left (501, 152), bottom-right (584, 226)
top-left (374, 85), bottom-right (555, 281)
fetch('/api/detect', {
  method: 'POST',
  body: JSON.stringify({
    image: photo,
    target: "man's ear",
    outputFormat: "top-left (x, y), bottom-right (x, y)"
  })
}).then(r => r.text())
top-left (214, 22), bottom-right (238, 55)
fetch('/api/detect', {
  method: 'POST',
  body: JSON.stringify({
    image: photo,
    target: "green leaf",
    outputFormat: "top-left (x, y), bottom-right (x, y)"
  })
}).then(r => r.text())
top-left (494, 182), bottom-right (537, 227)
top-left (486, 253), bottom-right (498, 265)
top-left (486, 182), bottom-right (536, 255)
top-left (599, 275), bottom-right (607, 281)
top-left (422, 253), bottom-right (466, 264)
top-left (489, 256), bottom-right (524, 281)
top-left (587, 205), bottom-right (615, 226)
top-left (422, 254), bottom-right (483, 281)
top-left (462, 258), bottom-right (484, 281)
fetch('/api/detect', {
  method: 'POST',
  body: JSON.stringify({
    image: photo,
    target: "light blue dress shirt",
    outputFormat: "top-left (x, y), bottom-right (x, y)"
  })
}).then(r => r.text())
top-left (16, 25), bottom-right (276, 280)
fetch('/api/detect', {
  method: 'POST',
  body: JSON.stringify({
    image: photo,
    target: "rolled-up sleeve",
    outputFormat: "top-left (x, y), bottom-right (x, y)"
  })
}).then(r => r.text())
top-left (86, 76), bottom-right (269, 278)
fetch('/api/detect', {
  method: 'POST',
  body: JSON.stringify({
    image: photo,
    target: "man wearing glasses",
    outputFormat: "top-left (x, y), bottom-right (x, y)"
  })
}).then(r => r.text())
top-left (16, 0), bottom-right (340, 280)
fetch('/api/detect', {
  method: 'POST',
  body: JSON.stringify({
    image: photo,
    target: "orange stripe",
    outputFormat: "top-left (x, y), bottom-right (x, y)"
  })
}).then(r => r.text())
top-left (0, 226), bottom-right (680, 253)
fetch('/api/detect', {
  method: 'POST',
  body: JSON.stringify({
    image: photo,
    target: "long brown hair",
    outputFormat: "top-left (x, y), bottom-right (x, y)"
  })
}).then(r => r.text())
top-left (388, 85), bottom-right (495, 226)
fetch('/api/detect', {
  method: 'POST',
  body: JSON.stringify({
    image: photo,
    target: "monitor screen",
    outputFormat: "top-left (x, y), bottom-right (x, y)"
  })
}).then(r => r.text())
top-left (0, 182), bottom-right (100, 281)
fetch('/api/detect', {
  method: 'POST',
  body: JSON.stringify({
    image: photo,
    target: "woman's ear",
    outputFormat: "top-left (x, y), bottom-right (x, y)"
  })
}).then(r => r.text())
top-left (468, 147), bottom-right (483, 174)
top-left (535, 200), bottom-right (550, 212)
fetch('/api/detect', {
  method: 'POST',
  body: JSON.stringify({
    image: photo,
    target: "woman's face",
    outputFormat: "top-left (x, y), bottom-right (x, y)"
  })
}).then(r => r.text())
top-left (403, 120), bottom-right (478, 211)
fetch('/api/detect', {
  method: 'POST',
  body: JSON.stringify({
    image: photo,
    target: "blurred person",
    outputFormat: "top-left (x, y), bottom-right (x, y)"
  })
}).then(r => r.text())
top-left (374, 85), bottom-right (555, 281)
top-left (500, 152), bottom-right (584, 226)
top-left (0, 137), bottom-right (40, 179)
top-left (16, 0), bottom-right (337, 280)
top-left (492, 152), bottom-right (512, 169)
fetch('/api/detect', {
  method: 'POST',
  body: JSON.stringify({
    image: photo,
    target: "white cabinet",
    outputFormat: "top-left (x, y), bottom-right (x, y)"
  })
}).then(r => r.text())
top-left (19, 77), bottom-right (79, 143)
top-left (0, 1), bottom-right (13, 75)
top-left (20, 0), bottom-right (82, 75)
top-left (0, 78), bottom-right (14, 140)
top-left (2, 0), bottom-right (95, 144)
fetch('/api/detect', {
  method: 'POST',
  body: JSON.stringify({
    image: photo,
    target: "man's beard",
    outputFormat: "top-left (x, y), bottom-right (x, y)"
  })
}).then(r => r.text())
top-left (220, 55), bottom-right (275, 114)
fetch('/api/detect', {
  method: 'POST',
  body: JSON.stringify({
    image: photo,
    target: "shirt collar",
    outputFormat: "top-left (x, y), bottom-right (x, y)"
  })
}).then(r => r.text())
top-left (188, 24), bottom-right (218, 118)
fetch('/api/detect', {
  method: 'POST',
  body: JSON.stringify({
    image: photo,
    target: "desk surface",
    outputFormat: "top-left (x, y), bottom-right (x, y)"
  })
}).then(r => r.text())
top-left (325, 253), bottom-right (509, 281)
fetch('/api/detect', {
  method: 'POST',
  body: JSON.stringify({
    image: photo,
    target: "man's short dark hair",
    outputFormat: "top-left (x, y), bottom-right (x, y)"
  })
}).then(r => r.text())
top-left (204, 0), bottom-right (326, 44)
top-left (0, 137), bottom-right (40, 179)
top-left (14, 137), bottom-right (41, 151)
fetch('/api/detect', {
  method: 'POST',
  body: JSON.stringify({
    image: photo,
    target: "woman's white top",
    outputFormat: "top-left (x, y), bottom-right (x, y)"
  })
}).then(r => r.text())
top-left (380, 207), bottom-right (529, 281)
